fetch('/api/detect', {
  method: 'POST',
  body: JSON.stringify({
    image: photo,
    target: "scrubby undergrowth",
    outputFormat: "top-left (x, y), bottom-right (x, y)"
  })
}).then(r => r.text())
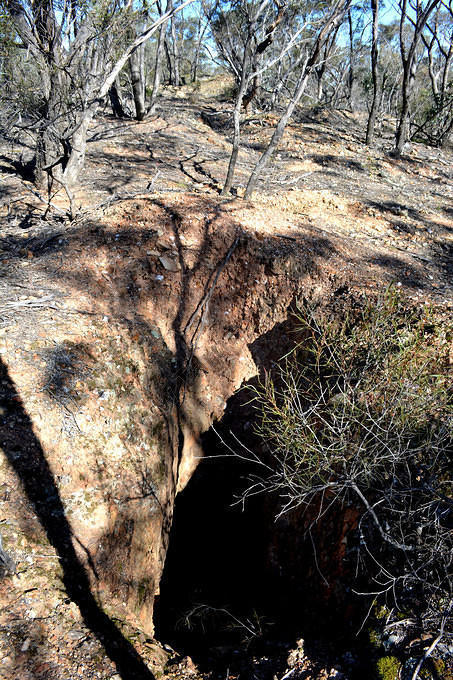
top-left (242, 290), bottom-right (452, 679)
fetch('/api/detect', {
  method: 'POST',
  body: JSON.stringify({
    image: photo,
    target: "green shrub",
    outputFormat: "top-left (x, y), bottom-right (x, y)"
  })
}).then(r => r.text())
top-left (246, 289), bottom-right (452, 657)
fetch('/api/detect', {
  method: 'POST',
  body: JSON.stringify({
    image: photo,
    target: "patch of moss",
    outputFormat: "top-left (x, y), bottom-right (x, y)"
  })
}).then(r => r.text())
top-left (375, 605), bottom-right (389, 620)
top-left (376, 655), bottom-right (401, 680)
top-left (368, 627), bottom-right (382, 650)
top-left (431, 657), bottom-right (452, 680)
top-left (136, 578), bottom-right (152, 608)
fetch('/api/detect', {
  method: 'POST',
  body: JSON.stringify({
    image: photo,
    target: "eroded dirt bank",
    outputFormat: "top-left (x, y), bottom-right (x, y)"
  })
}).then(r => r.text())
top-left (0, 186), bottom-right (451, 680)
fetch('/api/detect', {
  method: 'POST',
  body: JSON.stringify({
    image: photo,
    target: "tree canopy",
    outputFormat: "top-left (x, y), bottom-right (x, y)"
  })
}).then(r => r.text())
top-left (0, 0), bottom-right (452, 194)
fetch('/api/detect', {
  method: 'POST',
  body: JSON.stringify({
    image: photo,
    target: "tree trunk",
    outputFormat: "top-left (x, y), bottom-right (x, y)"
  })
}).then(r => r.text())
top-left (244, 63), bottom-right (310, 199)
top-left (191, 18), bottom-right (202, 82)
top-left (164, 37), bottom-right (174, 84)
top-left (316, 71), bottom-right (324, 102)
top-left (366, 0), bottom-right (379, 145)
top-left (314, 22), bottom-right (340, 106)
top-left (34, 110), bottom-right (92, 191)
top-left (243, 73), bottom-right (260, 112)
top-left (244, 0), bottom-right (352, 199)
top-left (34, 126), bottom-right (61, 191)
top-left (10, 0), bottom-right (197, 194)
top-left (395, 63), bottom-right (412, 154)
top-left (394, 0), bottom-right (442, 154)
top-left (129, 43), bottom-right (146, 120)
top-left (170, 13), bottom-right (181, 86)
top-left (33, 73), bottom-right (67, 190)
top-left (221, 90), bottom-right (246, 196)
top-left (149, 0), bottom-right (169, 113)
top-left (164, 0), bottom-right (181, 86)
top-left (221, 34), bottom-right (254, 196)
top-left (62, 113), bottom-right (92, 188)
top-left (109, 78), bottom-right (126, 118)
top-left (191, 42), bottom-right (200, 83)
top-left (347, 10), bottom-right (355, 110)
top-left (270, 61), bottom-right (283, 110)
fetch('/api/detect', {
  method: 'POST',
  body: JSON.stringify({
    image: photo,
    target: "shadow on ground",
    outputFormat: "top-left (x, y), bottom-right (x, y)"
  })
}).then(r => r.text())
top-left (0, 358), bottom-right (156, 680)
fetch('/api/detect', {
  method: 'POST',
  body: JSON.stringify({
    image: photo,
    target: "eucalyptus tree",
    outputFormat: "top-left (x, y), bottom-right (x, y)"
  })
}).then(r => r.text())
top-left (129, 19), bottom-right (147, 120)
top-left (189, 0), bottom-right (213, 81)
top-left (416, 0), bottom-right (453, 147)
top-left (343, 5), bottom-right (367, 108)
top-left (371, 20), bottom-right (402, 118)
top-left (4, 0), bottom-right (193, 191)
top-left (165, 0), bottom-right (182, 84)
top-left (244, 0), bottom-right (353, 198)
top-left (395, 0), bottom-right (442, 155)
top-left (365, 0), bottom-right (380, 143)
top-left (211, 0), bottom-right (289, 195)
top-left (313, 17), bottom-right (341, 103)
top-left (313, 4), bottom-right (366, 110)
top-left (149, 0), bottom-right (171, 113)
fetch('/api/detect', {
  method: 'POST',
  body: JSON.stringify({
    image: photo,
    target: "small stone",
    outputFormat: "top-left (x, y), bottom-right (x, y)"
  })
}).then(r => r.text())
top-left (68, 628), bottom-right (85, 641)
top-left (179, 656), bottom-right (197, 673)
top-left (21, 639), bottom-right (31, 652)
top-left (159, 255), bottom-right (180, 272)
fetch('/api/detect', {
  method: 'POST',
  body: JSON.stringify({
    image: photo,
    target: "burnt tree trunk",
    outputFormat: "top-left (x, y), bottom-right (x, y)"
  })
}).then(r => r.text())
top-left (109, 78), bottom-right (127, 118)
top-left (129, 43), bottom-right (146, 120)
top-left (366, 0), bottom-right (380, 145)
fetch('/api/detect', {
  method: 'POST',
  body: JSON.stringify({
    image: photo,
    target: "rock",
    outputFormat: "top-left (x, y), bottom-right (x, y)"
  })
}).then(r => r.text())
top-left (178, 655), bottom-right (197, 673)
top-left (159, 255), bottom-right (181, 272)
top-left (67, 628), bottom-right (86, 641)
top-left (287, 639), bottom-right (305, 667)
top-left (20, 639), bottom-right (30, 652)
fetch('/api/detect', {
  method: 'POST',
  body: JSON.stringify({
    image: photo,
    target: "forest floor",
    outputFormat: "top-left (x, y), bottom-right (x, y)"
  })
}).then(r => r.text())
top-left (0, 79), bottom-right (452, 680)
top-left (2, 82), bottom-right (452, 302)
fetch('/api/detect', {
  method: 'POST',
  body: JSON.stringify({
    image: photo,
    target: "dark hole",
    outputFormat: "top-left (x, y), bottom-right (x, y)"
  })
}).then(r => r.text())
top-left (156, 375), bottom-right (379, 678)
top-left (156, 431), bottom-right (270, 653)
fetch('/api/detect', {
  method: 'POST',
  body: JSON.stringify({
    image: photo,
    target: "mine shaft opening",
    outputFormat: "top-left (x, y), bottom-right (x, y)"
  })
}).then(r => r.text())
top-left (156, 391), bottom-right (368, 676)
top-left (156, 315), bottom-right (371, 674)
top-left (156, 389), bottom-right (276, 657)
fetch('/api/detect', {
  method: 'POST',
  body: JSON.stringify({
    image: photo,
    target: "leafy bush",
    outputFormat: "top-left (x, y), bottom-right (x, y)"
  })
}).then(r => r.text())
top-left (244, 290), bottom-right (452, 668)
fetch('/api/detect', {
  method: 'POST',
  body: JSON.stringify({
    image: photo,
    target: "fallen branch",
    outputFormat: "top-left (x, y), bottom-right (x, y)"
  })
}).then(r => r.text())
top-left (19, 180), bottom-right (68, 217)
top-left (1, 295), bottom-right (57, 309)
